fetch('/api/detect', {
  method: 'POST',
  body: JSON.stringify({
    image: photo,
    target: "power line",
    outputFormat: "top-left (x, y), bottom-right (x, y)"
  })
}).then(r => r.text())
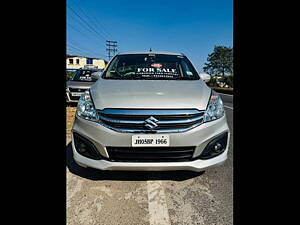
top-left (71, 0), bottom-right (111, 40)
top-left (67, 47), bottom-right (91, 57)
top-left (68, 43), bottom-right (98, 58)
top-left (67, 13), bottom-right (107, 52)
top-left (67, 1), bottom-right (117, 60)
top-left (67, 23), bottom-right (103, 47)
top-left (68, 11), bottom-right (97, 39)
top-left (67, 5), bottom-right (107, 42)
top-left (67, 45), bottom-right (92, 56)
top-left (75, 0), bottom-right (114, 39)
top-left (67, 12), bottom-right (107, 59)
top-left (93, 16), bottom-right (114, 40)
top-left (67, 24), bottom-right (106, 57)
top-left (67, 6), bottom-right (108, 59)
top-left (68, 42), bottom-right (106, 58)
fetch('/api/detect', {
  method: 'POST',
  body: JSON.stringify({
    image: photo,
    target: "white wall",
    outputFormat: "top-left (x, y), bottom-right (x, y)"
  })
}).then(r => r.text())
top-left (66, 56), bottom-right (106, 69)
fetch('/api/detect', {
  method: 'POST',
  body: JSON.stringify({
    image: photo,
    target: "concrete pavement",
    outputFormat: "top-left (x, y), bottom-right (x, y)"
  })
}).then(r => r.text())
top-left (66, 97), bottom-right (233, 225)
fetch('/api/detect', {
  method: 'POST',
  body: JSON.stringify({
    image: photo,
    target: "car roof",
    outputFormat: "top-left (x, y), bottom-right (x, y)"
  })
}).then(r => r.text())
top-left (117, 51), bottom-right (184, 56)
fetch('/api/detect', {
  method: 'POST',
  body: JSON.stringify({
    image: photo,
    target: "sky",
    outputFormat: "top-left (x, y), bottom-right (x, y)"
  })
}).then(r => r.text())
top-left (67, 0), bottom-right (233, 72)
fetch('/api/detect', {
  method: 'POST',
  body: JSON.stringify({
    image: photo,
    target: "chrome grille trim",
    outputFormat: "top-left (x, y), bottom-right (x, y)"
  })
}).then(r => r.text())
top-left (98, 114), bottom-right (204, 125)
top-left (69, 87), bottom-right (88, 92)
top-left (97, 109), bottom-right (205, 133)
top-left (99, 109), bottom-right (202, 116)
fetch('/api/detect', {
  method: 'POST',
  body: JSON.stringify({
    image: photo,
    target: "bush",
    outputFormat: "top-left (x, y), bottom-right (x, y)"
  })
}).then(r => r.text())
top-left (207, 75), bottom-right (233, 88)
top-left (211, 87), bottom-right (233, 95)
top-left (66, 71), bottom-right (75, 81)
top-left (207, 76), bottom-right (218, 87)
top-left (223, 75), bottom-right (233, 88)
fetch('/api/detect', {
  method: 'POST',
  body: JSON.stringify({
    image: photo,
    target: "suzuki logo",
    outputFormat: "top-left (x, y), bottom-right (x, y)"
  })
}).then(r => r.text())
top-left (144, 116), bottom-right (159, 130)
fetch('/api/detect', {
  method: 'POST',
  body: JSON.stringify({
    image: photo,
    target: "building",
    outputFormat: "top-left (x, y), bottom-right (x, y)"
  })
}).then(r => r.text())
top-left (66, 54), bottom-right (108, 70)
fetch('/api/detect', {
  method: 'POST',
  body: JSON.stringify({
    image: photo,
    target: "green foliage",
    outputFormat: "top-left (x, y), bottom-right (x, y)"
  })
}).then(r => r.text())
top-left (66, 71), bottom-right (75, 81)
top-left (211, 87), bottom-right (233, 95)
top-left (223, 75), bottom-right (233, 88)
top-left (203, 46), bottom-right (233, 77)
top-left (207, 75), bottom-right (233, 88)
top-left (207, 76), bottom-right (219, 87)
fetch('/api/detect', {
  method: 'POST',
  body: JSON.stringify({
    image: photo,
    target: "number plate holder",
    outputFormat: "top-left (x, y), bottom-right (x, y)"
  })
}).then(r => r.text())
top-left (132, 135), bottom-right (169, 147)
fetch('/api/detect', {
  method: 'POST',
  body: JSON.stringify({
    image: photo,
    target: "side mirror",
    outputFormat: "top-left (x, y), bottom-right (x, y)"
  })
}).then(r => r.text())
top-left (91, 71), bottom-right (103, 81)
top-left (199, 73), bottom-right (211, 83)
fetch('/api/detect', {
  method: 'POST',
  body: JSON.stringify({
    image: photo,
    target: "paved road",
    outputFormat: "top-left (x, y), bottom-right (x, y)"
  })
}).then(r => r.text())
top-left (66, 94), bottom-right (233, 225)
top-left (219, 93), bottom-right (233, 109)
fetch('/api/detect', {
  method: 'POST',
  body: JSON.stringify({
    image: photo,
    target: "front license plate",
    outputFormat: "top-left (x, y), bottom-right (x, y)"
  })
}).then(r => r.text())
top-left (71, 92), bottom-right (84, 96)
top-left (132, 135), bottom-right (169, 147)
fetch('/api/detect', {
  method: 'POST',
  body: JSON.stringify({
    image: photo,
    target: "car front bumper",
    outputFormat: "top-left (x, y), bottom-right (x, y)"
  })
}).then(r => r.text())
top-left (66, 91), bottom-right (85, 103)
top-left (71, 114), bottom-right (230, 172)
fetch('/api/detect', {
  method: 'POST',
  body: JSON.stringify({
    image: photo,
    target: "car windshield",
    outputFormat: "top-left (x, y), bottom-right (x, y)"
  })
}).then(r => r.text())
top-left (72, 70), bottom-right (99, 82)
top-left (102, 54), bottom-right (200, 80)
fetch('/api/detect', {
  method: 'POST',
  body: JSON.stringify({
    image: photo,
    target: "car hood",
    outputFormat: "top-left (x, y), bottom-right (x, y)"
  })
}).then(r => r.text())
top-left (66, 81), bottom-right (95, 89)
top-left (90, 79), bottom-right (211, 110)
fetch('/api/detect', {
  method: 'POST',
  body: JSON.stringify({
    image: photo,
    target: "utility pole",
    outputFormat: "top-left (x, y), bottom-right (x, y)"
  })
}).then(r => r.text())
top-left (106, 40), bottom-right (118, 60)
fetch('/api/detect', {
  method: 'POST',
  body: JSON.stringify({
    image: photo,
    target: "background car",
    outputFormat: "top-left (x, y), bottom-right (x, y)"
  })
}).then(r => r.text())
top-left (66, 68), bottom-right (102, 103)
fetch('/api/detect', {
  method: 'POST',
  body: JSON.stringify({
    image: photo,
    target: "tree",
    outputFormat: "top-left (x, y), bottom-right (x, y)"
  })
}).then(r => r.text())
top-left (66, 71), bottom-right (75, 81)
top-left (203, 46), bottom-right (233, 76)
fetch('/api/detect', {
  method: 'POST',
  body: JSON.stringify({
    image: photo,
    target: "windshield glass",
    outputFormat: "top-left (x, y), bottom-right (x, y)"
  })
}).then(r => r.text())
top-left (102, 54), bottom-right (199, 80)
top-left (72, 70), bottom-right (99, 82)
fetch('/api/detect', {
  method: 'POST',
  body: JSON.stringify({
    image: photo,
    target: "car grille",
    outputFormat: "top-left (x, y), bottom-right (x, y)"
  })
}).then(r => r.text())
top-left (69, 95), bottom-right (81, 101)
top-left (69, 87), bottom-right (88, 92)
top-left (106, 146), bottom-right (196, 162)
top-left (97, 109), bottom-right (205, 133)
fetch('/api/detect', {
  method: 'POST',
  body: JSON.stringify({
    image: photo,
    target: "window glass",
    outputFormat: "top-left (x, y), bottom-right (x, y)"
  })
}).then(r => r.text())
top-left (181, 60), bottom-right (194, 76)
top-left (86, 58), bottom-right (93, 64)
top-left (103, 54), bottom-right (199, 80)
top-left (72, 70), bottom-right (99, 82)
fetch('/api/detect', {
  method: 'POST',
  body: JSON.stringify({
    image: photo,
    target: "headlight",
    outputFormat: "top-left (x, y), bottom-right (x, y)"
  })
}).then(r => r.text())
top-left (77, 90), bottom-right (99, 122)
top-left (204, 90), bottom-right (224, 122)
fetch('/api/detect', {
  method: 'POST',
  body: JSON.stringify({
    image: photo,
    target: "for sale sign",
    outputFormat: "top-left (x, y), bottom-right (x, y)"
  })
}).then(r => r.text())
top-left (136, 62), bottom-right (179, 77)
top-left (137, 67), bottom-right (177, 74)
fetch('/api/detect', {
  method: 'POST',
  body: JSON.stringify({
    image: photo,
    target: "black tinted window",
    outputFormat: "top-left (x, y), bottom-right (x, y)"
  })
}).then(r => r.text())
top-left (72, 70), bottom-right (99, 82)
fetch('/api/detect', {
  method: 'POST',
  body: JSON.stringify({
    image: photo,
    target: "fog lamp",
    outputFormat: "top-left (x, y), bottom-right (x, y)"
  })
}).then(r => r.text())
top-left (214, 143), bottom-right (223, 153)
top-left (77, 143), bottom-right (87, 153)
top-left (199, 132), bottom-right (228, 159)
top-left (73, 133), bottom-right (102, 160)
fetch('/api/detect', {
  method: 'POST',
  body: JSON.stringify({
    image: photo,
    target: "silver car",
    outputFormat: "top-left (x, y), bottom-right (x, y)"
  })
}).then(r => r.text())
top-left (71, 51), bottom-right (230, 172)
top-left (66, 68), bottom-right (102, 103)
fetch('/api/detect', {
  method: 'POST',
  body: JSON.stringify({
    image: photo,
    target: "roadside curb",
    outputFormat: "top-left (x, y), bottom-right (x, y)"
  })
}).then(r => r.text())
top-left (211, 88), bottom-right (234, 95)
top-left (218, 93), bottom-right (233, 97)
